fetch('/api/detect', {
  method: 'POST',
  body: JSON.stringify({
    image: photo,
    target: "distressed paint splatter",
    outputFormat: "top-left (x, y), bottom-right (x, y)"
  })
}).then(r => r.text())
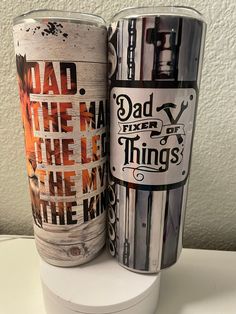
top-left (22, 21), bottom-right (69, 40)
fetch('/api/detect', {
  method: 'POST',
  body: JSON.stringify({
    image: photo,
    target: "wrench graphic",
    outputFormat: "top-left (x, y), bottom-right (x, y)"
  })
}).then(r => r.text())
top-left (156, 101), bottom-right (188, 145)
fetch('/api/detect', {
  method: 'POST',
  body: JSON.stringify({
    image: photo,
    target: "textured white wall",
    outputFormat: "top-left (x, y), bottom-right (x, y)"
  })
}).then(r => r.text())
top-left (0, 0), bottom-right (235, 250)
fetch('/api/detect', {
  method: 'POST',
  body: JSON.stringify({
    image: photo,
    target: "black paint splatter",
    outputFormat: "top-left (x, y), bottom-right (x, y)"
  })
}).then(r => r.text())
top-left (22, 22), bottom-right (68, 40)
top-left (43, 22), bottom-right (63, 36)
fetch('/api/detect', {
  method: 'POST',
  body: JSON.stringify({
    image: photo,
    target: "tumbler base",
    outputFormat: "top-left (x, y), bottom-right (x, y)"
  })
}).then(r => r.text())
top-left (34, 228), bottom-right (106, 267)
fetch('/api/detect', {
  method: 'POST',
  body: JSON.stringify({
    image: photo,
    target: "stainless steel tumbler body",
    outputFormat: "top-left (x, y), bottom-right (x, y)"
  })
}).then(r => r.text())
top-left (108, 6), bottom-right (206, 273)
top-left (13, 10), bottom-right (108, 266)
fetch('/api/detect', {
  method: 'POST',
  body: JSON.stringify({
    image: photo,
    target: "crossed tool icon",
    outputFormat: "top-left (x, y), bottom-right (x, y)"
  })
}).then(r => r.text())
top-left (151, 101), bottom-right (188, 145)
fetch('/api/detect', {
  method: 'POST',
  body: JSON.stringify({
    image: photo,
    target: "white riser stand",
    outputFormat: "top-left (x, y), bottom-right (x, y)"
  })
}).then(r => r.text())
top-left (40, 250), bottom-right (160, 314)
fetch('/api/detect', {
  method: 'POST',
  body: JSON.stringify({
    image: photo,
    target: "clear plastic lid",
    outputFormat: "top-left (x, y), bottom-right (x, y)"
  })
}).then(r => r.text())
top-left (111, 6), bottom-right (205, 23)
top-left (13, 9), bottom-right (106, 27)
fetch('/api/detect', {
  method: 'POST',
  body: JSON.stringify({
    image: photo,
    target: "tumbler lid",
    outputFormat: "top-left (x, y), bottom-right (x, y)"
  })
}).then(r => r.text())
top-left (40, 249), bottom-right (160, 314)
top-left (111, 6), bottom-right (205, 23)
top-left (13, 9), bottom-right (106, 27)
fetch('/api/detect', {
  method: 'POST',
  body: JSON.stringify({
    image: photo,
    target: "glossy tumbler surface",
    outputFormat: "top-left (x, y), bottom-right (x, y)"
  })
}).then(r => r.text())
top-left (13, 10), bottom-right (108, 266)
top-left (108, 6), bottom-right (206, 273)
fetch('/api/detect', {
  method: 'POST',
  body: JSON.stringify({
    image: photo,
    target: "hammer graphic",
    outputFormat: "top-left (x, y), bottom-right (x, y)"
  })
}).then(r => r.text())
top-left (151, 101), bottom-right (188, 145)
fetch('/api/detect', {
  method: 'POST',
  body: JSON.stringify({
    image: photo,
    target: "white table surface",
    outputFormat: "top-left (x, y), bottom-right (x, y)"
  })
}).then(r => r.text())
top-left (0, 238), bottom-right (236, 314)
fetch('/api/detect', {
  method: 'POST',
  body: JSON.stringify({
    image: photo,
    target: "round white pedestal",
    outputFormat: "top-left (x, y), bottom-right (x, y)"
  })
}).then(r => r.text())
top-left (40, 249), bottom-right (160, 314)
